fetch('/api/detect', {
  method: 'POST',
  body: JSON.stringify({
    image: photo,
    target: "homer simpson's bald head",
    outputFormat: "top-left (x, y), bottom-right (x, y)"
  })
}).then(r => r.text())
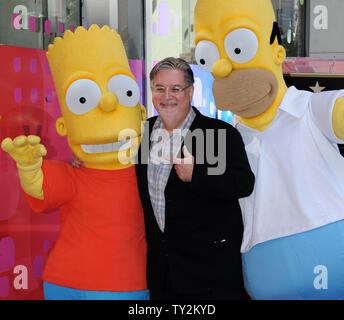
top-left (194, 0), bottom-right (288, 122)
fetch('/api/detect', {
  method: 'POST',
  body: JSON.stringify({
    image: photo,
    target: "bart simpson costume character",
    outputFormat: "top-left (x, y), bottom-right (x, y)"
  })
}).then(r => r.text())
top-left (194, 0), bottom-right (344, 299)
top-left (1, 25), bottom-right (148, 300)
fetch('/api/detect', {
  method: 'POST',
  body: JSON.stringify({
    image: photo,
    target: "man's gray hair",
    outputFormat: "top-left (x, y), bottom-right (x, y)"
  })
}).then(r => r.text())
top-left (150, 57), bottom-right (194, 87)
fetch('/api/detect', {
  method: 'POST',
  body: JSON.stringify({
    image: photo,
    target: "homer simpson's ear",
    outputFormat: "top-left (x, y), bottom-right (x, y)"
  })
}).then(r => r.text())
top-left (272, 45), bottom-right (286, 66)
top-left (140, 105), bottom-right (147, 121)
top-left (56, 117), bottom-right (68, 136)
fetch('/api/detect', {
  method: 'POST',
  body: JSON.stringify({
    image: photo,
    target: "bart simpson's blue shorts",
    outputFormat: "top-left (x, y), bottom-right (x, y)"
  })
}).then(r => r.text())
top-left (242, 219), bottom-right (344, 300)
top-left (43, 281), bottom-right (150, 300)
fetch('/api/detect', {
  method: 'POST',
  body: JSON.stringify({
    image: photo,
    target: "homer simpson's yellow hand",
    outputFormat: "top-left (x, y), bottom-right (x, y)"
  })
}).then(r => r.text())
top-left (1, 135), bottom-right (47, 200)
top-left (333, 97), bottom-right (344, 141)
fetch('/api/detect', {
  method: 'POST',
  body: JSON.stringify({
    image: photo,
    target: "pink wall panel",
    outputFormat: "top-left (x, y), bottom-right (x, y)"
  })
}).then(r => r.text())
top-left (0, 45), bottom-right (69, 299)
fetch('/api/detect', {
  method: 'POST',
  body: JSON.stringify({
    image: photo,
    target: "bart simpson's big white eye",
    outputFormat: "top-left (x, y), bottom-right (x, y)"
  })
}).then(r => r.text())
top-left (195, 40), bottom-right (220, 72)
top-left (107, 75), bottom-right (140, 107)
top-left (66, 79), bottom-right (102, 115)
top-left (224, 28), bottom-right (258, 64)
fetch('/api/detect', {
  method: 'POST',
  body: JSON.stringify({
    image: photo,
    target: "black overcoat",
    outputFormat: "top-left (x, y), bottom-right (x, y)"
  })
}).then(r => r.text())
top-left (136, 107), bottom-right (255, 299)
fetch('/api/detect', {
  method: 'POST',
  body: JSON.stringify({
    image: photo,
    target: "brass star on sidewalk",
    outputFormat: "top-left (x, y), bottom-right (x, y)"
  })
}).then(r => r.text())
top-left (310, 81), bottom-right (326, 93)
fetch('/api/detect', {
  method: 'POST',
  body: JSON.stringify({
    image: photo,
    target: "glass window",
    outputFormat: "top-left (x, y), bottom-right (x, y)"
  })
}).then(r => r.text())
top-left (275, 0), bottom-right (344, 74)
top-left (0, 0), bottom-right (81, 50)
top-left (151, 0), bottom-right (196, 64)
top-left (118, 0), bottom-right (144, 60)
top-left (150, 0), bottom-right (307, 62)
top-left (45, 0), bottom-right (81, 50)
top-left (83, 0), bottom-right (144, 60)
top-left (150, 0), bottom-right (216, 118)
top-left (271, 0), bottom-right (307, 57)
top-left (81, 0), bottom-right (146, 104)
top-left (117, 0), bottom-right (145, 104)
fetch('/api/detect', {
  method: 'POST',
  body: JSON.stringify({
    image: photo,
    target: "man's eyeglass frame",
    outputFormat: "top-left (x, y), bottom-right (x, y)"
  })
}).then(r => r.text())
top-left (151, 85), bottom-right (191, 96)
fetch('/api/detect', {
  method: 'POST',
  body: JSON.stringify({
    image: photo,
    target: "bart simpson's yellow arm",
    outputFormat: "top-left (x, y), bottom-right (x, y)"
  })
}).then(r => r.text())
top-left (1, 135), bottom-right (46, 200)
top-left (333, 97), bottom-right (344, 141)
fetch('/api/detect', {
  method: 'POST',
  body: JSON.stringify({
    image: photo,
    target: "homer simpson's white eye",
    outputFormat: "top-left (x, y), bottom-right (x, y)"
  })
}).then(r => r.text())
top-left (224, 28), bottom-right (258, 64)
top-left (66, 79), bottom-right (102, 115)
top-left (107, 75), bottom-right (140, 107)
top-left (195, 40), bottom-right (220, 72)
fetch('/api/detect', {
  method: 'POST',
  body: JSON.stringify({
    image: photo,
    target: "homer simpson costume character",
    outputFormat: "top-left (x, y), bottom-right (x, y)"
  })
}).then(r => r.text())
top-left (194, 0), bottom-right (344, 299)
top-left (1, 25), bottom-right (148, 300)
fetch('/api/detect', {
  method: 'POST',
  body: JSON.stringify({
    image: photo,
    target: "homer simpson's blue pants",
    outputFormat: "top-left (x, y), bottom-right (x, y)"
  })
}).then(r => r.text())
top-left (242, 220), bottom-right (344, 300)
top-left (43, 281), bottom-right (150, 300)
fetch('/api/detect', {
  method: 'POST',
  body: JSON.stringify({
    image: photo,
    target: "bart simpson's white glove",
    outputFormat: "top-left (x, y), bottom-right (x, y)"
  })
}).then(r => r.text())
top-left (1, 135), bottom-right (47, 200)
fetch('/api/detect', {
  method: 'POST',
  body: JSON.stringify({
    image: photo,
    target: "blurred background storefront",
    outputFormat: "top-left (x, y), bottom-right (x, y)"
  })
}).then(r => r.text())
top-left (0, 0), bottom-right (343, 299)
top-left (2, 0), bottom-right (344, 117)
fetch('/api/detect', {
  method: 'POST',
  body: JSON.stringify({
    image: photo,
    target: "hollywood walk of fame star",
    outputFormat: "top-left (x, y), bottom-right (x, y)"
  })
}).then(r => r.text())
top-left (310, 81), bottom-right (326, 93)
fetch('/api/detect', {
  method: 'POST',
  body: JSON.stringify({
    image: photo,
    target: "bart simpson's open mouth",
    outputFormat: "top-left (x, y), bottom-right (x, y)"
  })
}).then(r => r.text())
top-left (81, 138), bottom-right (133, 154)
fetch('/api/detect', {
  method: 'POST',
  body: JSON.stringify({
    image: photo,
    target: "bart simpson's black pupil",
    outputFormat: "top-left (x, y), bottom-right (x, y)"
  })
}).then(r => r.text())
top-left (79, 97), bottom-right (86, 104)
top-left (235, 48), bottom-right (241, 54)
top-left (127, 91), bottom-right (133, 97)
top-left (200, 59), bottom-right (206, 65)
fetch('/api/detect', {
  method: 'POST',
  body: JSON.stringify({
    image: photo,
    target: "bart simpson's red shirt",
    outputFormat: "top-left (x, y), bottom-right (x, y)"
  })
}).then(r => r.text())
top-left (25, 160), bottom-right (147, 292)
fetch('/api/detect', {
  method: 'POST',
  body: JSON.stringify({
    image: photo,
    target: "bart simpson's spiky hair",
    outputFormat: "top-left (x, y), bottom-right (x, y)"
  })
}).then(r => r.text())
top-left (47, 24), bottom-right (128, 68)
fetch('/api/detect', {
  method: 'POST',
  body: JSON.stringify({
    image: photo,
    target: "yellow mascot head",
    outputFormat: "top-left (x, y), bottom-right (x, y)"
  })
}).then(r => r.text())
top-left (47, 25), bottom-right (146, 169)
top-left (194, 0), bottom-right (288, 129)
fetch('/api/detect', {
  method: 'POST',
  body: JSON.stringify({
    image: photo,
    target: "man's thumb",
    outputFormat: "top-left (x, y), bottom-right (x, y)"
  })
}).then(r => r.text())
top-left (182, 145), bottom-right (192, 158)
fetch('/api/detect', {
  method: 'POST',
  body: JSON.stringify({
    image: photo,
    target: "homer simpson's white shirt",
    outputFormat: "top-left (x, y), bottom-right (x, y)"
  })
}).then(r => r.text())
top-left (232, 86), bottom-right (344, 252)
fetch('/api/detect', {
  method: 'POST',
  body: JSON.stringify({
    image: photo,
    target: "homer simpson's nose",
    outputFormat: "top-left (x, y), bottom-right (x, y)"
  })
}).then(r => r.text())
top-left (99, 92), bottom-right (118, 112)
top-left (212, 59), bottom-right (233, 78)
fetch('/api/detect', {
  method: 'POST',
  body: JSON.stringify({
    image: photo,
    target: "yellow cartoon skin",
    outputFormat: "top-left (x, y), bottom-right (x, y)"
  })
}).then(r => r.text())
top-left (49, 25), bottom-right (146, 170)
top-left (1, 25), bottom-right (146, 199)
top-left (194, 0), bottom-right (344, 136)
top-left (194, 0), bottom-right (344, 300)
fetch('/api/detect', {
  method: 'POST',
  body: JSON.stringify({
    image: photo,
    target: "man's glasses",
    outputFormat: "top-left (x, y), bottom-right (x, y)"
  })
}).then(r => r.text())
top-left (152, 85), bottom-right (191, 96)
